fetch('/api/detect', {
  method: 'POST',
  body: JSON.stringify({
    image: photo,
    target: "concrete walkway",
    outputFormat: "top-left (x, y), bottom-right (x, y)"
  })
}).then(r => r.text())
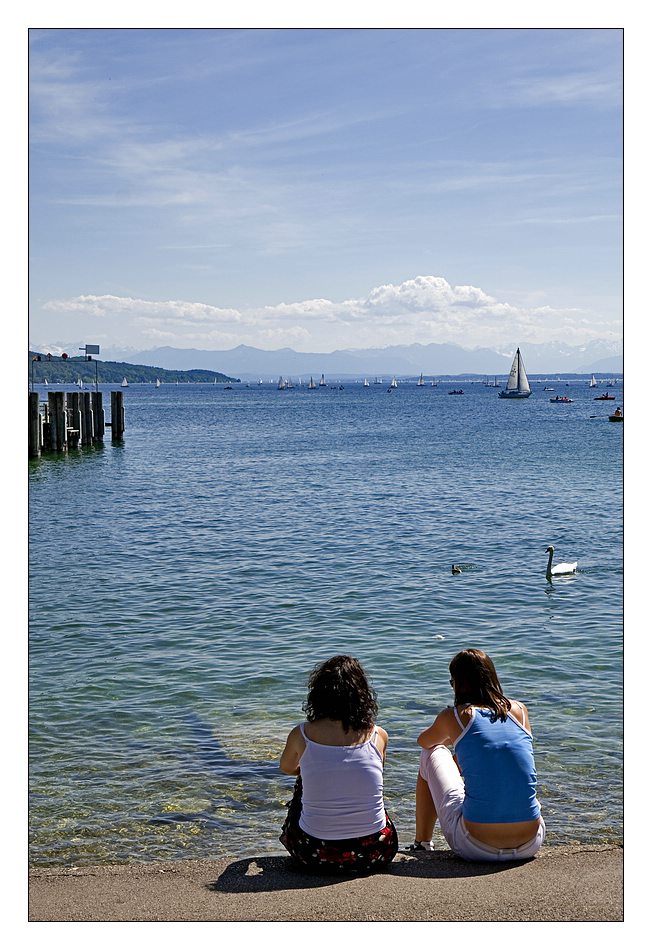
top-left (29, 844), bottom-right (623, 922)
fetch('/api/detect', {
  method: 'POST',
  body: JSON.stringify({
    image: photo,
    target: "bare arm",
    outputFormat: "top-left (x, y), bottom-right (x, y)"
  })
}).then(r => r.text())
top-left (279, 725), bottom-right (306, 775)
top-left (417, 707), bottom-right (460, 749)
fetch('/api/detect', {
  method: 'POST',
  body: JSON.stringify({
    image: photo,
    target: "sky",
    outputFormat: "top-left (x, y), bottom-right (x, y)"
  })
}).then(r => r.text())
top-left (27, 25), bottom-right (623, 356)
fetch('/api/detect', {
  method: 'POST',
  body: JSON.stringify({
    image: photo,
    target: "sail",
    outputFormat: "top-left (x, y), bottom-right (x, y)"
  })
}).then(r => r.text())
top-left (505, 348), bottom-right (530, 394)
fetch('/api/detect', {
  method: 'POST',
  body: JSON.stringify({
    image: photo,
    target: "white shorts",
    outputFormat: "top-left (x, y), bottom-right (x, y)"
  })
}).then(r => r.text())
top-left (419, 746), bottom-right (545, 862)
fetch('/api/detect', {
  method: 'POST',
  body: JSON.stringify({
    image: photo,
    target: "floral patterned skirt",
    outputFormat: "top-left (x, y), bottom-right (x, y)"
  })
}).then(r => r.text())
top-left (279, 776), bottom-right (399, 874)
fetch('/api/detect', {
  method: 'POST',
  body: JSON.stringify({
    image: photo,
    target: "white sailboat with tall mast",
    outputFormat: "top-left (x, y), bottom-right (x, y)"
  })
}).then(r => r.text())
top-left (589, 374), bottom-right (597, 388)
top-left (319, 373), bottom-right (327, 387)
top-left (417, 373), bottom-right (425, 387)
top-left (498, 348), bottom-right (531, 399)
top-left (308, 376), bottom-right (316, 389)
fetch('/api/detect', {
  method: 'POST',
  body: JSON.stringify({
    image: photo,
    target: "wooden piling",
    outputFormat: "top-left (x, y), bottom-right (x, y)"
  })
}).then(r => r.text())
top-left (110, 390), bottom-right (125, 439)
top-left (29, 392), bottom-right (41, 458)
top-left (92, 391), bottom-right (105, 441)
top-left (80, 392), bottom-right (93, 446)
top-left (66, 392), bottom-right (81, 448)
top-left (47, 391), bottom-right (67, 452)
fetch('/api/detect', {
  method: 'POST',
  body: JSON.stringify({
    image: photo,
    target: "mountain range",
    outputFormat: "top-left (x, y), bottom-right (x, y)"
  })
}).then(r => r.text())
top-left (95, 340), bottom-right (623, 379)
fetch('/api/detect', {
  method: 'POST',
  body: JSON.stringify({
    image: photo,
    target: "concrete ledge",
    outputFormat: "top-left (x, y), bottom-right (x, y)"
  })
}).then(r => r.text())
top-left (29, 844), bottom-right (623, 922)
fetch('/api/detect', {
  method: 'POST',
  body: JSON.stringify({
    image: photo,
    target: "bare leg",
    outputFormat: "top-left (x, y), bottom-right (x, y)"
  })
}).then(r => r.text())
top-left (415, 773), bottom-right (437, 842)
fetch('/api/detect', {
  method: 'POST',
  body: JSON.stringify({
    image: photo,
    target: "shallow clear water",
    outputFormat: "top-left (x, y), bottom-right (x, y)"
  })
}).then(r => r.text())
top-left (29, 379), bottom-right (623, 866)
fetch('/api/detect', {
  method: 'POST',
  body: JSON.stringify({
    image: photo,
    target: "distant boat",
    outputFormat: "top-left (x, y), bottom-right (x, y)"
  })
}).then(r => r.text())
top-left (363, 378), bottom-right (369, 387)
top-left (286, 378), bottom-right (295, 389)
top-left (44, 378), bottom-right (48, 386)
top-left (77, 377), bottom-right (84, 389)
top-left (431, 380), bottom-right (437, 387)
top-left (594, 392), bottom-right (615, 401)
top-left (448, 389), bottom-right (464, 395)
top-left (589, 375), bottom-right (597, 388)
top-left (308, 376), bottom-right (316, 389)
top-left (278, 376), bottom-right (286, 390)
top-left (319, 374), bottom-right (326, 387)
top-left (121, 377), bottom-right (128, 387)
top-left (417, 373), bottom-right (424, 387)
top-left (498, 348), bottom-right (531, 399)
top-left (374, 377), bottom-right (383, 385)
top-left (258, 378), bottom-right (263, 385)
top-left (155, 378), bottom-right (161, 388)
top-left (543, 386), bottom-right (555, 392)
top-left (390, 376), bottom-right (398, 389)
top-left (550, 395), bottom-right (572, 403)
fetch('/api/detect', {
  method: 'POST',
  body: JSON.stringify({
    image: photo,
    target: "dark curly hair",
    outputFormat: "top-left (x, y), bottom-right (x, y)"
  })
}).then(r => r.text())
top-left (302, 655), bottom-right (378, 732)
top-left (449, 648), bottom-right (511, 722)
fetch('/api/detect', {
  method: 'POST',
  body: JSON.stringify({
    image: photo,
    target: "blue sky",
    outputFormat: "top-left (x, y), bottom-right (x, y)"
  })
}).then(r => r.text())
top-left (28, 26), bottom-right (623, 355)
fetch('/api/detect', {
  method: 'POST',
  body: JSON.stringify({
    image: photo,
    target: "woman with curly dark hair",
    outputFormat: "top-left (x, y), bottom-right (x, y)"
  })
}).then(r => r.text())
top-left (410, 648), bottom-right (545, 861)
top-left (279, 655), bottom-right (398, 873)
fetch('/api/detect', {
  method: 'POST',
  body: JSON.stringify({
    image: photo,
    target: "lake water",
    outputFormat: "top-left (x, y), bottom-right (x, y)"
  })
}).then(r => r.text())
top-left (28, 378), bottom-right (623, 866)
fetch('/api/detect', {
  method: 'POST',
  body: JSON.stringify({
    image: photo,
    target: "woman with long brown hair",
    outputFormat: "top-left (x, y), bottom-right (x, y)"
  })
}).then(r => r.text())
top-left (279, 655), bottom-right (398, 873)
top-left (410, 648), bottom-right (545, 861)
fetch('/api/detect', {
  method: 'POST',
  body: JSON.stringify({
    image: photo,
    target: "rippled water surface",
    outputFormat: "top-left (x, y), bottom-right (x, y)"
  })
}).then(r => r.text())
top-left (29, 380), bottom-right (623, 866)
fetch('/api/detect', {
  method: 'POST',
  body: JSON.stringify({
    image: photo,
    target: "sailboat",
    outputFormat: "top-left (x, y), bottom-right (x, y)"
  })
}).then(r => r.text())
top-left (308, 376), bottom-right (316, 389)
top-left (77, 377), bottom-right (84, 389)
top-left (155, 378), bottom-right (161, 388)
top-left (498, 348), bottom-right (531, 399)
top-left (277, 376), bottom-right (286, 390)
top-left (417, 373), bottom-right (424, 387)
top-left (319, 374), bottom-right (326, 387)
top-left (44, 378), bottom-right (48, 386)
top-left (363, 378), bottom-right (370, 387)
top-left (589, 375), bottom-right (597, 388)
top-left (390, 376), bottom-right (398, 389)
top-left (121, 377), bottom-right (129, 388)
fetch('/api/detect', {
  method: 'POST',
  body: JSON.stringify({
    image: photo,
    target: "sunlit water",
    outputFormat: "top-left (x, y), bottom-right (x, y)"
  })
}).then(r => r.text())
top-left (29, 379), bottom-right (623, 866)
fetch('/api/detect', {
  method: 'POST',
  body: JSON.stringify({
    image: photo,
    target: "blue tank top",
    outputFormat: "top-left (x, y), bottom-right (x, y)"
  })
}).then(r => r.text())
top-left (297, 723), bottom-right (387, 839)
top-left (453, 705), bottom-right (541, 823)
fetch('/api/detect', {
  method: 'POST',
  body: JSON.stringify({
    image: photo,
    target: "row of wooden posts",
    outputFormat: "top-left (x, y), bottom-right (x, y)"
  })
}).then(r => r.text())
top-left (29, 390), bottom-right (125, 457)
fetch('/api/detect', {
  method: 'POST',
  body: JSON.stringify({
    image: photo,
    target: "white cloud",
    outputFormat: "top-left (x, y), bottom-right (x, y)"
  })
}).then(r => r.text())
top-left (39, 275), bottom-right (622, 352)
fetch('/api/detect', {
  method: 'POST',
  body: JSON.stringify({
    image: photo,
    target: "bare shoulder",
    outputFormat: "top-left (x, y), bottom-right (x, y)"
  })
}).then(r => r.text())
top-left (375, 724), bottom-right (389, 745)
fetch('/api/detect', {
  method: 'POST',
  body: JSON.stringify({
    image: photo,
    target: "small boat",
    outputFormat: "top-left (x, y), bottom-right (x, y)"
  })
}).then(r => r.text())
top-left (121, 377), bottom-right (128, 387)
top-left (277, 376), bottom-right (286, 390)
top-left (286, 378), bottom-right (294, 389)
top-left (44, 378), bottom-right (48, 386)
top-left (363, 378), bottom-right (369, 387)
top-left (550, 395), bottom-right (572, 403)
top-left (77, 377), bottom-right (84, 389)
top-left (594, 392), bottom-right (615, 401)
top-left (448, 389), bottom-right (464, 395)
top-left (417, 373), bottom-right (424, 387)
top-left (543, 386), bottom-right (555, 392)
top-left (609, 412), bottom-right (623, 422)
top-left (224, 385), bottom-right (233, 390)
top-left (258, 379), bottom-right (263, 385)
top-left (308, 376), bottom-right (316, 390)
top-left (374, 377), bottom-right (383, 385)
top-left (499, 347), bottom-right (531, 398)
top-left (390, 376), bottom-right (398, 389)
top-left (589, 375), bottom-right (597, 388)
top-left (155, 378), bottom-right (161, 388)
top-left (319, 374), bottom-right (326, 387)
top-left (431, 380), bottom-right (437, 387)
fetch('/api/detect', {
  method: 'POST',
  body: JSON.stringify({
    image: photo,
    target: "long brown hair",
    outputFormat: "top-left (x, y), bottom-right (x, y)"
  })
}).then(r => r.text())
top-left (303, 655), bottom-right (378, 732)
top-left (449, 648), bottom-right (511, 722)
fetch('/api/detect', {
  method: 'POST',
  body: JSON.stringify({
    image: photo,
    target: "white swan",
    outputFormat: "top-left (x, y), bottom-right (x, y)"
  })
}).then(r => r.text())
top-left (546, 546), bottom-right (578, 579)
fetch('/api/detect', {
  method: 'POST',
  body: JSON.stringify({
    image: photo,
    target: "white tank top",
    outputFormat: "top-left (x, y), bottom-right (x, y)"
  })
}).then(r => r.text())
top-left (297, 723), bottom-right (387, 840)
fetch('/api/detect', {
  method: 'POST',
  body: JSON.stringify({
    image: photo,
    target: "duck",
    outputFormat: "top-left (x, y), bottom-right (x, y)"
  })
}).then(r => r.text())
top-left (545, 546), bottom-right (578, 580)
top-left (451, 564), bottom-right (462, 575)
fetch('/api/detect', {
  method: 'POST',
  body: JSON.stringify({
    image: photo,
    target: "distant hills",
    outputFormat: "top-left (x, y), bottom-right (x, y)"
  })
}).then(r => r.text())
top-left (95, 339), bottom-right (623, 379)
top-left (28, 352), bottom-right (238, 385)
